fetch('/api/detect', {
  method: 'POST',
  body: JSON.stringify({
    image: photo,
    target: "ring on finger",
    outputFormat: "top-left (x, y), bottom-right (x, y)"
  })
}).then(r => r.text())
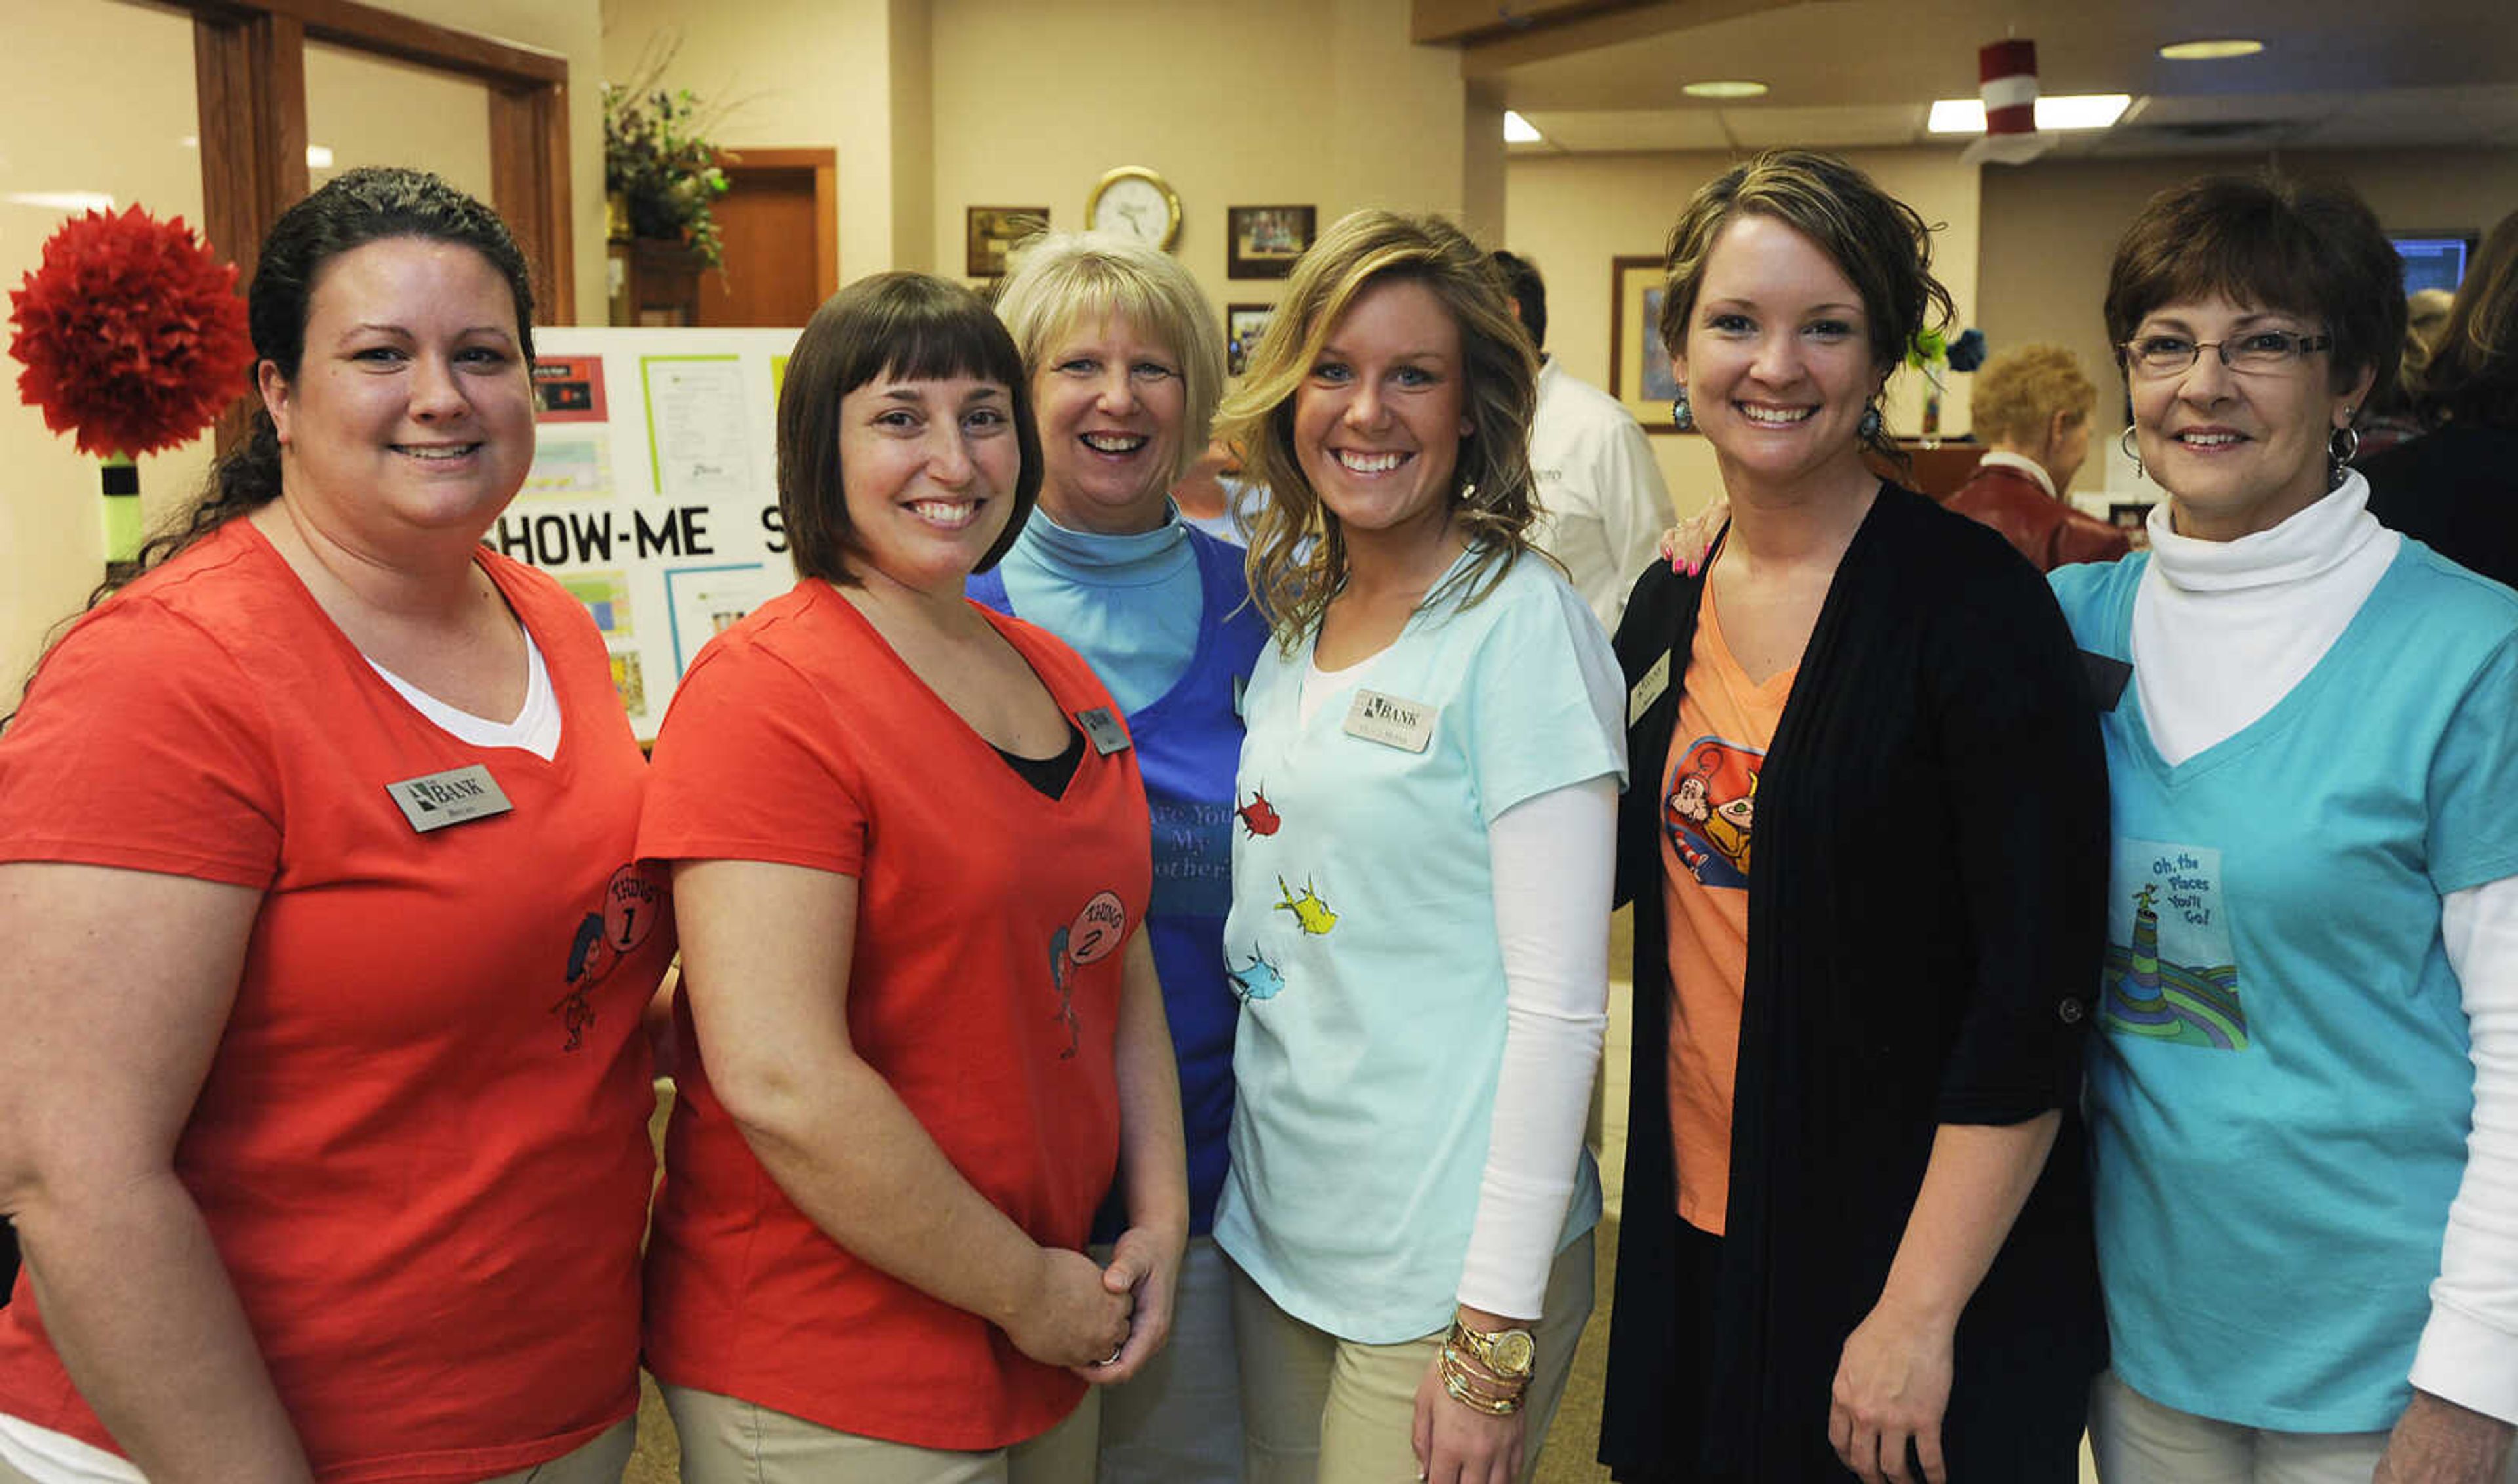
top-left (1101, 1342), bottom-right (1125, 1367)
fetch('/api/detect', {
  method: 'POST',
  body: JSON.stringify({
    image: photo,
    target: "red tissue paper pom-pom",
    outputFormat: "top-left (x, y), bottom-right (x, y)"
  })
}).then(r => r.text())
top-left (7, 204), bottom-right (257, 458)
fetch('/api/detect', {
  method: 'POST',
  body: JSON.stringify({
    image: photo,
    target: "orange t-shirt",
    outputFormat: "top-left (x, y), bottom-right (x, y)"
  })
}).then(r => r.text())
top-left (0, 522), bottom-right (669, 1481)
top-left (635, 580), bottom-right (1151, 1451)
top-left (1657, 589), bottom-right (1793, 1235)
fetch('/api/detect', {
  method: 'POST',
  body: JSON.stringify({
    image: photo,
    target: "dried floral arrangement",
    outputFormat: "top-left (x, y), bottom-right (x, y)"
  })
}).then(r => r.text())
top-left (603, 35), bottom-right (735, 268)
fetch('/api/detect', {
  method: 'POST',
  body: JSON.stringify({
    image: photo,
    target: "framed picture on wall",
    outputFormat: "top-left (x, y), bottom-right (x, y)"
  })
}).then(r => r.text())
top-left (1609, 254), bottom-right (1686, 433)
top-left (1226, 303), bottom-right (1274, 376)
top-left (1228, 205), bottom-right (1316, 279)
top-left (965, 206), bottom-right (1049, 278)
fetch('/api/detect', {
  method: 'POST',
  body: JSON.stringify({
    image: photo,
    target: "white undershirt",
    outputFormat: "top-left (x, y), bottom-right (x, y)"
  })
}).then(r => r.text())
top-left (2129, 473), bottom-right (2518, 1424)
top-left (0, 1417), bottom-right (144, 1484)
top-left (367, 626), bottom-right (561, 761)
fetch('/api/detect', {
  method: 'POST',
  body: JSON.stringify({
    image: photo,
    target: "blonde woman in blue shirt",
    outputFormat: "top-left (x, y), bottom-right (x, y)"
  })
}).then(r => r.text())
top-left (1212, 209), bottom-right (1626, 1484)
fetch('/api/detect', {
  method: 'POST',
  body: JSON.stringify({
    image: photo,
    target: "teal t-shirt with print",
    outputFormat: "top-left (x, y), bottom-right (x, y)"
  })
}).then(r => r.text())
top-left (2051, 545), bottom-right (2518, 1430)
top-left (1214, 550), bottom-right (1626, 1344)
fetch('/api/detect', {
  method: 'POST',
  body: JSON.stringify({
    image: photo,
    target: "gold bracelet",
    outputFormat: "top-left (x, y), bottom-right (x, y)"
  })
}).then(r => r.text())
top-left (1438, 1345), bottom-right (1526, 1414)
top-left (1439, 1344), bottom-right (1526, 1400)
top-left (1441, 1367), bottom-right (1521, 1416)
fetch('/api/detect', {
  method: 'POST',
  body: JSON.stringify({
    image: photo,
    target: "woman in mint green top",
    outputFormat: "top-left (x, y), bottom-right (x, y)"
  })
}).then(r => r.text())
top-left (1210, 209), bottom-right (1625, 1484)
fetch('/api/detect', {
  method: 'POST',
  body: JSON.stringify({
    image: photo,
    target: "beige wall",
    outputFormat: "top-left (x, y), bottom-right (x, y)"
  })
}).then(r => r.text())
top-left (1, 0), bottom-right (208, 706)
top-left (925, 0), bottom-right (1475, 315)
top-left (1979, 148), bottom-right (2518, 489)
top-left (601, 0), bottom-right (907, 283)
top-left (373, 0), bottom-right (609, 325)
top-left (1, 0), bottom-right (602, 707)
top-left (1503, 147), bottom-right (1982, 514)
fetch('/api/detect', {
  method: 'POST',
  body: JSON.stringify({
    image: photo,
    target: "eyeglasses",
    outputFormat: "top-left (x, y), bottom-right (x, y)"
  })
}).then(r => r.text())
top-left (2120, 330), bottom-right (2334, 377)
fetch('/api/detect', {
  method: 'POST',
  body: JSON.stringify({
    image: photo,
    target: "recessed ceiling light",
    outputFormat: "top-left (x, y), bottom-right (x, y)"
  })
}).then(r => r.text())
top-left (2160, 38), bottom-right (2264, 60)
top-left (1928, 94), bottom-right (2133, 134)
top-left (1683, 80), bottom-right (1769, 100)
top-left (1502, 110), bottom-right (1542, 144)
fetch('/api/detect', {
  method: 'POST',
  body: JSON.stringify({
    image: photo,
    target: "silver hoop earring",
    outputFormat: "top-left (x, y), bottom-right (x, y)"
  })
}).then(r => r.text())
top-left (1858, 404), bottom-right (1883, 439)
top-left (2329, 423), bottom-right (2361, 488)
top-left (2120, 426), bottom-right (2146, 483)
top-left (1671, 388), bottom-right (1694, 431)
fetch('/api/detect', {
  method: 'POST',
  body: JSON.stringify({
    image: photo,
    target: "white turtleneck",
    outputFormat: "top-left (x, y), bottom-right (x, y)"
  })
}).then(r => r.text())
top-left (2133, 473), bottom-right (2518, 1426)
top-left (2130, 471), bottom-right (2398, 766)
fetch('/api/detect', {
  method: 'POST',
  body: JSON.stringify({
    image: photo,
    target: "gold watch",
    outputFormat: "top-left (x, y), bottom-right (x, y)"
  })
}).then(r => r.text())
top-left (1449, 1319), bottom-right (1536, 1380)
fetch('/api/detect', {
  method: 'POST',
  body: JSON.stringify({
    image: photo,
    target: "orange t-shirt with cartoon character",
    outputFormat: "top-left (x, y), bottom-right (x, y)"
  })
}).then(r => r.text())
top-left (1657, 589), bottom-right (1792, 1235)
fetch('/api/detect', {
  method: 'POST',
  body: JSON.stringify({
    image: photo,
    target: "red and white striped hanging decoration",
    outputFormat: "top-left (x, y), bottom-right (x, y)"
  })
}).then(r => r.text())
top-left (1963, 37), bottom-right (2053, 165)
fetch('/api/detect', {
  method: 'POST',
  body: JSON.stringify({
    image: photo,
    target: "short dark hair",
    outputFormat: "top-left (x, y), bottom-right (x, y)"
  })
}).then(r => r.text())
top-left (2104, 173), bottom-right (2405, 401)
top-left (1657, 149), bottom-right (1953, 470)
top-left (1490, 249), bottom-right (1547, 351)
top-left (2419, 207), bottom-right (2518, 430)
top-left (777, 272), bottom-right (1042, 584)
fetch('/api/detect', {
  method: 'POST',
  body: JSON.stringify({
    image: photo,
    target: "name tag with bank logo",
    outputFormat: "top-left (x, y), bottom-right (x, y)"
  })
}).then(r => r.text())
top-left (1628, 650), bottom-right (1671, 726)
top-left (1077, 707), bottom-right (1133, 756)
top-left (386, 764), bottom-right (514, 833)
top-left (1344, 689), bottom-right (1437, 753)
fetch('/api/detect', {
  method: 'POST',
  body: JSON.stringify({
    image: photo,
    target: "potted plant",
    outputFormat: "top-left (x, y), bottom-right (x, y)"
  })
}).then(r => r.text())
top-left (602, 37), bottom-right (733, 267)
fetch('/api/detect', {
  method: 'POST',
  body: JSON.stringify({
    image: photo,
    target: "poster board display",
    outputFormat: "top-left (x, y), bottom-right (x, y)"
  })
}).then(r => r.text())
top-left (507, 327), bottom-right (800, 741)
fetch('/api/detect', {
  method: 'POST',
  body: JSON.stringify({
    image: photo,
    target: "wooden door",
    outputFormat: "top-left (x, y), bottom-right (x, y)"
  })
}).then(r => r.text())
top-left (701, 148), bottom-right (837, 328)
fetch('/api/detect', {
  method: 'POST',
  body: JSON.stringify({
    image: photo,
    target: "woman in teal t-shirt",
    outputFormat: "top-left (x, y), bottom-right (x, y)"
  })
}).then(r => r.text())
top-left (2060, 172), bottom-right (2518, 1482)
top-left (1209, 209), bottom-right (1626, 1484)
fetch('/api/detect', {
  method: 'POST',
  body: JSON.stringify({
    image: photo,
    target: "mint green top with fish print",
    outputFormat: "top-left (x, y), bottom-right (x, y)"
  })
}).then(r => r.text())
top-left (1215, 548), bottom-right (1626, 1343)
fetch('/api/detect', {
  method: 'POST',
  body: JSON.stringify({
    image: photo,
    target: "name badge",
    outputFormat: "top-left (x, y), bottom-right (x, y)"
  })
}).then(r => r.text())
top-left (1077, 707), bottom-right (1133, 756)
top-left (386, 764), bottom-right (513, 833)
top-left (1344, 689), bottom-right (1437, 753)
top-left (1628, 649), bottom-right (1672, 727)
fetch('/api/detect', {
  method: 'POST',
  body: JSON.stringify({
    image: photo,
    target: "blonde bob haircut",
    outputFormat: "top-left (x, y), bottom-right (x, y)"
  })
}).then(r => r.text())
top-left (1216, 209), bottom-right (1541, 645)
top-left (994, 230), bottom-right (1226, 487)
top-left (1968, 344), bottom-right (2096, 449)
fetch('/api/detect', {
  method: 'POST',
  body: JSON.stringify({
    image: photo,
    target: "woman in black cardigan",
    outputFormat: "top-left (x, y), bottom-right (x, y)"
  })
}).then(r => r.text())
top-left (1596, 150), bottom-right (2109, 1484)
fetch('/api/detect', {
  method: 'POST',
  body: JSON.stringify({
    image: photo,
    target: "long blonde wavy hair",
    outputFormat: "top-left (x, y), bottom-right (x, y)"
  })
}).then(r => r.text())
top-left (1214, 209), bottom-right (1541, 647)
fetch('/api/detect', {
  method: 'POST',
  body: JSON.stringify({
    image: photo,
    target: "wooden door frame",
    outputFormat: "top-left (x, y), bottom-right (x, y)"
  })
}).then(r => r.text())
top-left (176, 0), bottom-right (574, 322)
top-left (720, 147), bottom-right (839, 303)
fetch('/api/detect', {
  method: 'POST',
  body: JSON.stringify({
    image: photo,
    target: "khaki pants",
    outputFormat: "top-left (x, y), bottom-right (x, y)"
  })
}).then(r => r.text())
top-left (663, 1382), bottom-right (1098, 1484)
top-left (2090, 1371), bottom-right (2518, 1484)
top-left (1230, 1233), bottom-right (1595, 1484)
top-left (0, 1416), bottom-right (635, 1484)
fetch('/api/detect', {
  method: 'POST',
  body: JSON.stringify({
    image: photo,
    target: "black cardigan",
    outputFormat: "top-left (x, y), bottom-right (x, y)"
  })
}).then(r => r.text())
top-left (1598, 485), bottom-right (2109, 1481)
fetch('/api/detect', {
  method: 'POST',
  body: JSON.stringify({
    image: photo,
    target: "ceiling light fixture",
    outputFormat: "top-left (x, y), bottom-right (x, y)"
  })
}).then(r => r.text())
top-left (2159, 39), bottom-right (2264, 60)
top-left (1683, 80), bottom-right (1769, 100)
top-left (1928, 94), bottom-right (2132, 133)
top-left (1502, 111), bottom-right (1542, 144)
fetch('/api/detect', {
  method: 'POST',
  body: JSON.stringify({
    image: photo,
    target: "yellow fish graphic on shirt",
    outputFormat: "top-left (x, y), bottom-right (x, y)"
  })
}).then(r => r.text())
top-left (1274, 874), bottom-right (1338, 936)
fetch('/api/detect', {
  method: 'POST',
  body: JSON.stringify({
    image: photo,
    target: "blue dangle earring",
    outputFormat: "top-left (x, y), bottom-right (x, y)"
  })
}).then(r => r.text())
top-left (1671, 387), bottom-right (1694, 431)
top-left (1858, 403), bottom-right (1884, 439)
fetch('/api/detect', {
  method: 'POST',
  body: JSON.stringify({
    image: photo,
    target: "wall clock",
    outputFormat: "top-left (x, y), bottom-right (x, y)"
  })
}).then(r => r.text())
top-left (1087, 167), bottom-right (1182, 252)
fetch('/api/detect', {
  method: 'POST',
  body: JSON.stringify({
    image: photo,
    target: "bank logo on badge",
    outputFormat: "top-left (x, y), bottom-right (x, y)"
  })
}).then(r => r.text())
top-left (1343, 689), bottom-right (1436, 752)
top-left (386, 764), bottom-right (513, 833)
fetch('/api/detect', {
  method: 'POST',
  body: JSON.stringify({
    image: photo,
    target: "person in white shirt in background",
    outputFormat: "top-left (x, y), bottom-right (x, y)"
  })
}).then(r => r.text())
top-left (1490, 251), bottom-right (1674, 632)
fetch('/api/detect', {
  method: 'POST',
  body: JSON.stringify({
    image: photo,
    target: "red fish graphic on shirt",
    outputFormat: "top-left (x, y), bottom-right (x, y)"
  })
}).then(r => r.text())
top-left (1236, 786), bottom-right (1282, 838)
